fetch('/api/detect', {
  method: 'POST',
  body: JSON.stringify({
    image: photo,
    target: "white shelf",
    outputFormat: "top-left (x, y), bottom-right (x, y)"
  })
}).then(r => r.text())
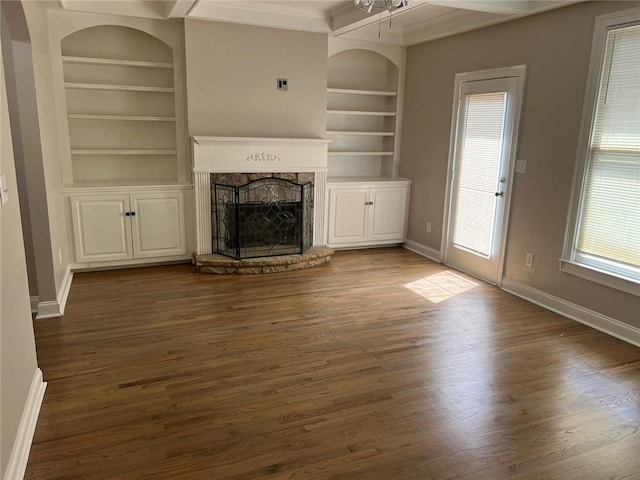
top-left (61, 180), bottom-right (192, 191)
top-left (62, 56), bottom-right (173, 69)
top-left (328, 176), bottom-right (412, 184)
top-left (68, 114), bottom-right (176, 122)
top-left (327, 110), bottom-right (396, 117)
top-left (71, 149), bottom-right (177, 155)
top-left (328, 151), bottom-right (394, 156)
top-left (326, 131), bottom-right (394, 136)
top-left (327, 88), bottom-right (397, 96)
top-left (65, 83), bottom-right (174, 93)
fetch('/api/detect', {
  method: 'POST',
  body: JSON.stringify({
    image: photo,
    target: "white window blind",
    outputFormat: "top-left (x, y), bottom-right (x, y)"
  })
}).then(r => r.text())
top-left (453, 92), bottom-right (507, 257)
top-left (576, 23), bottom-right (640, 281)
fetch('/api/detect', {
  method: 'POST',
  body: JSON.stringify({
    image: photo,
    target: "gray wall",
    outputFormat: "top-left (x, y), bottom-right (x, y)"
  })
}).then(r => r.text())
top-left (184, 19), bottom-right (328, 138)
top-left (1, 28), bottom-right (37, 299)
top-left (400, 1), bottom-right (640, 328)
top-left (0, 19), bottom-right (39, 476)
top-left (2, 28), bottom-right (56, 305)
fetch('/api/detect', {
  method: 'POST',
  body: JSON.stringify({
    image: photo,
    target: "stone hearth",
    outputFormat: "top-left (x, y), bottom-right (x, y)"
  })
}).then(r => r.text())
top-left (195, 245), bottom-right (334, 275)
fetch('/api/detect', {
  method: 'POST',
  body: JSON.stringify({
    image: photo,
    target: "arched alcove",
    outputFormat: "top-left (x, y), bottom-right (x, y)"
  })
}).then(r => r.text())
top-left (328, 49), bottom-right (399, 92)
top-left (61, 25), bottom-right (178, 183)
top-left (61, 25), bottom-right (172, 62)
top-left (326, 49), bottom-right (400, 178)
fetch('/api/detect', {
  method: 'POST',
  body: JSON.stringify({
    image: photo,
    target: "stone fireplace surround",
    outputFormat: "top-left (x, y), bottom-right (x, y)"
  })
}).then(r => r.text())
top-left (192, 137), bottom-right (331, 256)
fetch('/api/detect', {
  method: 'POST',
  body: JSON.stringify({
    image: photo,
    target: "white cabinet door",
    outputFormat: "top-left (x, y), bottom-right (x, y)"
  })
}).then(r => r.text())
top-left (368, 187), bottom-right (408, 241)
top-left (71, 195), bottom-right (133, 263)
top-left (130, 192), bottom-right (186, 258)
top-left (328, 188), bottom-right (368, 244)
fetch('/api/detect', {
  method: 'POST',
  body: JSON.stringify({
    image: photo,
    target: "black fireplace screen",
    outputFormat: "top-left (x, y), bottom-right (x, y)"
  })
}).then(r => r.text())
top-left (214, 178), bottom-right (312, 260)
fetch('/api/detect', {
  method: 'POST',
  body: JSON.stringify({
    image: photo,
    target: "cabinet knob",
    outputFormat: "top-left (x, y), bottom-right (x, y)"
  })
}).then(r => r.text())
top-left (365, 201), bottom-right (374, 205)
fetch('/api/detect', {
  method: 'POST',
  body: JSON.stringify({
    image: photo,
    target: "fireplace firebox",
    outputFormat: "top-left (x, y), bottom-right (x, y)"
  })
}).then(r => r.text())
top-left (214, 178), bottom-right (312, 260)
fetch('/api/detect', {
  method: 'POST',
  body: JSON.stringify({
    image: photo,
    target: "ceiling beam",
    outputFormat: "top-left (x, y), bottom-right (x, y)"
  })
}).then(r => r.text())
top-left (57, 0), bottom-right (166, 19)
top-left (403, 10), bottom-right (506, 45)
top-left (186, 1), bottom-right (332, 33)
top-left (164, 0), bottom-right (199, 19)
top-left (424, 0), bottom-right (531, 16)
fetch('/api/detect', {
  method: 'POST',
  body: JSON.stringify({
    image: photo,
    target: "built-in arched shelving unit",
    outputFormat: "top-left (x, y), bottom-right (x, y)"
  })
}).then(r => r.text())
top-left (326, 48), bottom-right (401, 180)
top-left (61, 25), bottom-right (180, 184)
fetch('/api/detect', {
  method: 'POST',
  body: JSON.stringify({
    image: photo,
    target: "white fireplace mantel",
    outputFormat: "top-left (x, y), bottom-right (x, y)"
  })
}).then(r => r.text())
top-left (191, 136), bottom-right (331, 255)
top-left (192, 136), bottom-right (330, 174)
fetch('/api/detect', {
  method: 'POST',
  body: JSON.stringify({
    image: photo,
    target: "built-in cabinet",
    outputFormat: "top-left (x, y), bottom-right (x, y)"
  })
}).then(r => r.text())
top-left (68, 188), bottom-right (189, 264)
top-left (326, 43), bottom-right (411, 248)
top-left (327, 179), bottom-right (410, 247)
top-left (58, 23), bottom-right (193, 267)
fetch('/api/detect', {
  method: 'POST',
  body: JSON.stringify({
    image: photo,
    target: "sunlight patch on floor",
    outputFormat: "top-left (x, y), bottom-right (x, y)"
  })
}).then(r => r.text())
top-left (404, 271), bottom-right (479, 303)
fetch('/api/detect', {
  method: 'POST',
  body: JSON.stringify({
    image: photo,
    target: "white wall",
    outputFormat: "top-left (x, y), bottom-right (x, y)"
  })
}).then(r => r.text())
top-left (184, 19), bottom-right (328, 138)
top-left (0, 13), bottom-right (40, 477)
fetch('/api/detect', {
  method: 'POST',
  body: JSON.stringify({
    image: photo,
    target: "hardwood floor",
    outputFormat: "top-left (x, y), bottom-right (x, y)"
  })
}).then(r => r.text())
top-left (26, 248), bottom-right (640, 479)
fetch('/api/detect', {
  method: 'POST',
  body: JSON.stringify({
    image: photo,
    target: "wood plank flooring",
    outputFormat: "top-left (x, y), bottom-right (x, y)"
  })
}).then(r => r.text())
top-left (26, 248), bottom-right (640, 479)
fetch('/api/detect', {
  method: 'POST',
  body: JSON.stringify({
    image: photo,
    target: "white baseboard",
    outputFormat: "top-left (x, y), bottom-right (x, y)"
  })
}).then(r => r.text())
top-left (3, 369), bottom-right (47, 480)
top-left (403, 239), bottom-right (442, 263)
top-left (35, 301), bottom-right (61, 319)
top-left (29, 297), bottom-right (39, 314)
top-left (35, 266), bottom-right (73, 319)
top-left (70, 256), bottom-right (191, 272)
top-left (57, 266), bottom-right (73, 316)
top-left (502, 278), bottom-right (640, 348)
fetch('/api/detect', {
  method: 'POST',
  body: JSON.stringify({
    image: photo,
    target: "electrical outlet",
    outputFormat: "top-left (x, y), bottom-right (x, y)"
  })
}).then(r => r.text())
top-left (525, 252), bottom-right (534, 268)
top-left (426, 221), bottom-right (432, 233)
top-left (277, 78), bottom-right (288, 91)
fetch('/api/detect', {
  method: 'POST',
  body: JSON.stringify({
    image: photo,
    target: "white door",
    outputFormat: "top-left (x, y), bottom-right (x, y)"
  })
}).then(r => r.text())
top-left (445, 73), bottom-right (523, 284)
top-left (130, 193), bottom-right (186, 258)
top-left (327, 188), bottom-right (367, 244)
top-left (368, 187), bottom-right (408, 241)
top-left (71, 195), bottom-right (132, 263)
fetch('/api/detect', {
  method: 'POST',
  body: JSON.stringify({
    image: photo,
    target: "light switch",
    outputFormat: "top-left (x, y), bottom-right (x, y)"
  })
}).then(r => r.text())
top-left (515, 159), bottom-right (527, 174)
top-left (0, 174), bottom-right (8, 205)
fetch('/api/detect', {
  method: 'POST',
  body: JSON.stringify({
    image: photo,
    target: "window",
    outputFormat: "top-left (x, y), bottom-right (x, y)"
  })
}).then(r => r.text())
top-left (562, 8), bottom-right (640, 296)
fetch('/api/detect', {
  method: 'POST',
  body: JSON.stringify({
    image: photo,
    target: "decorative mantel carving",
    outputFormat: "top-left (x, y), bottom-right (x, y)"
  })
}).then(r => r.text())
top-left (246, 153), bottom-right (282, 163)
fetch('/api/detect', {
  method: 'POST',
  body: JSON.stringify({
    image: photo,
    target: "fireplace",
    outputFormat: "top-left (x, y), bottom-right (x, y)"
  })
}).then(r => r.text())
top-left (214, 177), bottom-right (312, 259)
top-left (192, 137), bottom-right (331, 256)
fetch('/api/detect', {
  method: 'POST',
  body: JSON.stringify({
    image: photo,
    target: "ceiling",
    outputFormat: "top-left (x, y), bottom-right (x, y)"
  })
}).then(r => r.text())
top-left (58, 0), bottom-right (583, 46)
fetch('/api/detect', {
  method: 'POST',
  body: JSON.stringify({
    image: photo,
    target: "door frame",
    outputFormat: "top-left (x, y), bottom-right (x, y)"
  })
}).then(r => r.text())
top-left (441, 65), bottom-right (527, 286)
